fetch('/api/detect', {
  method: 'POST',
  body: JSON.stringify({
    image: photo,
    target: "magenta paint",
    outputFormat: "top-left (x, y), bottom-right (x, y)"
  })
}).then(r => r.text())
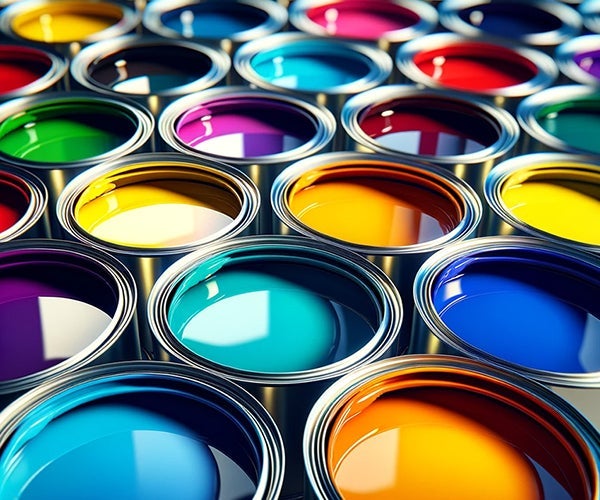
top-left (574, 49), bottom-right (600, 79)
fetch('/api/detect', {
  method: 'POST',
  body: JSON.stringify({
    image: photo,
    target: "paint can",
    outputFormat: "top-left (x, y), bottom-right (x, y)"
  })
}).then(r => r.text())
top-left (271, 151), bottom-right (481, 338)
top-left (0, 238), bottom-right (138, 409)
top-left (0, 0), bottom-right (141, 58)
top-left (0, 91), bottom-right (154, 235)
top-left (517, 84), bottom-right (600, 156)
top-left (484, 152), bottom-right (600, 250)
top-left (159, 86), bottom-right (336, 233)
top-left (304, 354), bottom-right (600, 499)
top-left (0, 165), bottom-right (49, 242)
top-left (341, 85), bottom-right (520, 205)
top-left (556, 34), bottom-right (600, 85)
top-left (395, 32), bottom-right (558, 112)
top-left (0, 43), bottom-right (68, 101)
top-left (288, 0), bottom-right (438, 54)
top-left (142, 0), bottom-right (288, 57)
top-left (147, 234), bottom-right (403, 498)
top-left (412, 235), bottom-right (600, 430)
top-left (0, 360), bottom-right (285, 499)
top-left (57, 152), bottom-right (260, 351)
top-left (580, 0), bottom-right (600, 33)
top-left (233, 32), bottom-right (393, 120)
top-left (438, 0), bottom-right (582, 50)
top-left (70, 34), bottom-right (231, 117)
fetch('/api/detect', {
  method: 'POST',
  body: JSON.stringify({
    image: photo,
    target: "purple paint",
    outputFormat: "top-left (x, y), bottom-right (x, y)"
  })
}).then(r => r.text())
top-left (573, 49), bottom-right (600, 80)
top-left (0, 249), bottom-right (117, 381)
top-left (175, 97), bottom-right (317, 158)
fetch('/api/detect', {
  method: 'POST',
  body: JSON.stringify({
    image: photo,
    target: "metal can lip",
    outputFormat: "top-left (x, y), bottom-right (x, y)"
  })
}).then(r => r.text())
top-left (580, 0), bottom-right (600, 33)
top-left (148, 234), bottom-right (403, 384)
top-left (288, 0), bottom-right (438, 43)
top-left (395, 32), bottom-right (558, 98)
top-left (0, 91), bottom-right (154, 170)
top-left (304, 354), bottom-right (600, 500)
top-left (142, 0), bottom-right (288, 42)
top-left (0, 0), bottom-right (140, 45)
top-left (413, 235), bottom-right (600, 387)
top-left (70, 34), bottom-right (231, 98)
top-left (271, 151), bottom-right (482, 255)
top-left (0, 238), bottom-right (137, 395)
top-left (57, 152), bottom-right (260, 257)
top-left (438, 0), bottom-right (582, 47)
top-left (0, 43), bottom-right (67, 99)
top-left (0, 165), bottom-right (47, 242)
top-left (556, 34), bottom-right (600, 86)
top-left (484, 152), bottom-right (600, 251)
top-left (0, 360), bottom-right (285, 499)
top-left (234, 31), bottom-right (393, 96)
top-left (517, 84), bottom-right (600, 156)
top-left (159, 86), bottom-right (336, 165)
top-left (342, 85), bottom-right (520, 165)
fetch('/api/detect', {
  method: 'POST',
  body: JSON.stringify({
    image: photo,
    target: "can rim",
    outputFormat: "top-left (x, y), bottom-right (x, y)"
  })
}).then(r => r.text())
top-left (580, 0), bottom-right (600, 34)
top-left (556, 34), bottom-right (600, 86)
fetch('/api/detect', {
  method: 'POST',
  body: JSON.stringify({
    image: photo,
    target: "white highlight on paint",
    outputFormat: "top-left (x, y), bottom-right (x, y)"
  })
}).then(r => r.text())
top-left (180, 10), bottom-right (195, 38)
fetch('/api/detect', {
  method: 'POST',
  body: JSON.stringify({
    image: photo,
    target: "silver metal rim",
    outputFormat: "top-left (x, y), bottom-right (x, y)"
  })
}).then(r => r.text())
top-left (580, 0), bottom-right (600, 33)
top-left (57, 152), bottom-right (260, 257)
top-left (147, 234), bottom-right (404, 384)
top-left (556, 34), bottom-right (600, 86)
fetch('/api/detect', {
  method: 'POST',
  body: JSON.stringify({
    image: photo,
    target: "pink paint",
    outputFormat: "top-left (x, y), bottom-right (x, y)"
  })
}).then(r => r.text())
top-left (305, 0), bottom-right (420, 40)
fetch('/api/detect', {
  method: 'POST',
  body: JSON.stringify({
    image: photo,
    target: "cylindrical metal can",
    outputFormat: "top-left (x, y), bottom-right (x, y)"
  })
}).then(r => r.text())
top-left (412, 235), bottom-right (600, 429)
top-left (438, 0), bottom-right (582, 50)
top-left (556, 34), bottom-right (600, 85)
top-left (304, 354), bottom-right (600, 499)
top-left (341, 85), bottom-right (520, 205)
top-left (0, 91), bottom-right (154, 235)
top-left (234, 32), bottom-right (393, 119)
top-left (0, 165), bottom-right (49, 241)
top-left (0, 238), bottom-right (138, 409)
top-left (70, 34), bottom-right (231, 117)
top-left (0, 0), bottom-right (141, 58)
top-left (395, 32), bottom-right (558, 111)
top-left (517, 84), bottom-right (600, 156)
top-left (57, 152), bottom-right (260, 351)
top-left (0, 43), bottom-right (68, 101)
top-left (580, 0), bottom-right (600, 33)
top-left (484, 152), bottom-right (600, 250)
top-left (0, 361), bottom-right (285, 499)
top-left (288, 0), bottom-right (438, 54)
top-left (159, 86), bottom-right (336, 233)
top-left (147, 234), bottom-right (403, 498)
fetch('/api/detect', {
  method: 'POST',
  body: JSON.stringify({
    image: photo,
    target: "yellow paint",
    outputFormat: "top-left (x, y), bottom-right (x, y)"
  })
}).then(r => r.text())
top-left (11, 2), bottom-right (123, 43)
top-left (500, 166), bottom-right (600, 245)
top-left (75, 174), bottom-right (239, 248)
top-left (286, 166), bottom-right (461, 247)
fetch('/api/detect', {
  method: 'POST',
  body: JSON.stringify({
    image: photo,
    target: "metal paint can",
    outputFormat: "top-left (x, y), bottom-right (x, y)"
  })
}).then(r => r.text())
top-left (556, 34), bottom-right (600, 85)
top-left (484, 152), bottom-right (600, 250)
top-left (517, 84), bottom-right (600, 156)
top-left (580, 0), bottom-right (600, 33)
top-left (159, 86), bottom-right (336, 233)
top-left (147, 234), bottom-right (403, 498)
top-left (0, 91), bottom-right (154, 235)
top-left (57, 152), bottom-right (260, 351)
top-left (70, 34), bottom-right (231, 116)
top-left (304, 354), bottom-right (600, 499)
top-left (0, 361), bottom-right (285, 499)
top-left (412, 235), bottom-right (600, 429)
top-left (0, 238), bottom-right (138, 409)
top-left (395, 32), bottom-right (558, 112)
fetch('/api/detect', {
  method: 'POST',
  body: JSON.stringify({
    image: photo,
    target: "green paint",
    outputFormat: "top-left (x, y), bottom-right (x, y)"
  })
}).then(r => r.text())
top-left (537, 100), bottom-right (600, 154)
top-left (0, 103), bottom-right (137, 163)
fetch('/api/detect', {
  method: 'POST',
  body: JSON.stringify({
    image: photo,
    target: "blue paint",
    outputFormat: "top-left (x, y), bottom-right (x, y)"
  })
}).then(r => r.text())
top-left (161, 4), bottom-right (268, 39)
top-left (167, 254), bottom-right (377, 373)
top-left (431, 249), bottom-right (600, 373)
top-left (250, 41), bottom-right (372, 92)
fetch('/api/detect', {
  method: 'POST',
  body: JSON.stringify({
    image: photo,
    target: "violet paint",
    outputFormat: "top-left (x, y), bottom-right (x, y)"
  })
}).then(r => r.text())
top-left (573, 49), bottom-right (600, 80)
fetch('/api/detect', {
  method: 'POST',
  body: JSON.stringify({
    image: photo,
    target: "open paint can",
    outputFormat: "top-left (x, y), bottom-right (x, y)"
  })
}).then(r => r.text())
top-left (413, 235), bottom-right (600, 429)
top-left (304, 354), bottom-right (599, 499)
top-left (0, 238), bottom-right (138, 408)
top-left (0, 361), bottom-right (285, 499)
top-left (147, 234), bottom-right (403, 498)
top-left (556, 34), bottom-right (600, 85)
top-left (580, 0), bottom-right (600, 33)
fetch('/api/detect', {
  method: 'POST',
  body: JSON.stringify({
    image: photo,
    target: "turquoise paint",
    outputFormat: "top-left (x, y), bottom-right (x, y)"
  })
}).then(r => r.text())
top-left (167, 257), bottom-right (377, 372)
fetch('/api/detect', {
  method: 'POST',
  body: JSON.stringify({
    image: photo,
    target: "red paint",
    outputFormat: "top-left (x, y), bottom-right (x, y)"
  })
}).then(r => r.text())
top-left (0, 173), bottom-right (30, 233)
top-left (413, 42), bottom-right (539, 91)
top-left (0, 45), bottom-right (53, 95)
top-left (306, 0), bottom-right (420, 40)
